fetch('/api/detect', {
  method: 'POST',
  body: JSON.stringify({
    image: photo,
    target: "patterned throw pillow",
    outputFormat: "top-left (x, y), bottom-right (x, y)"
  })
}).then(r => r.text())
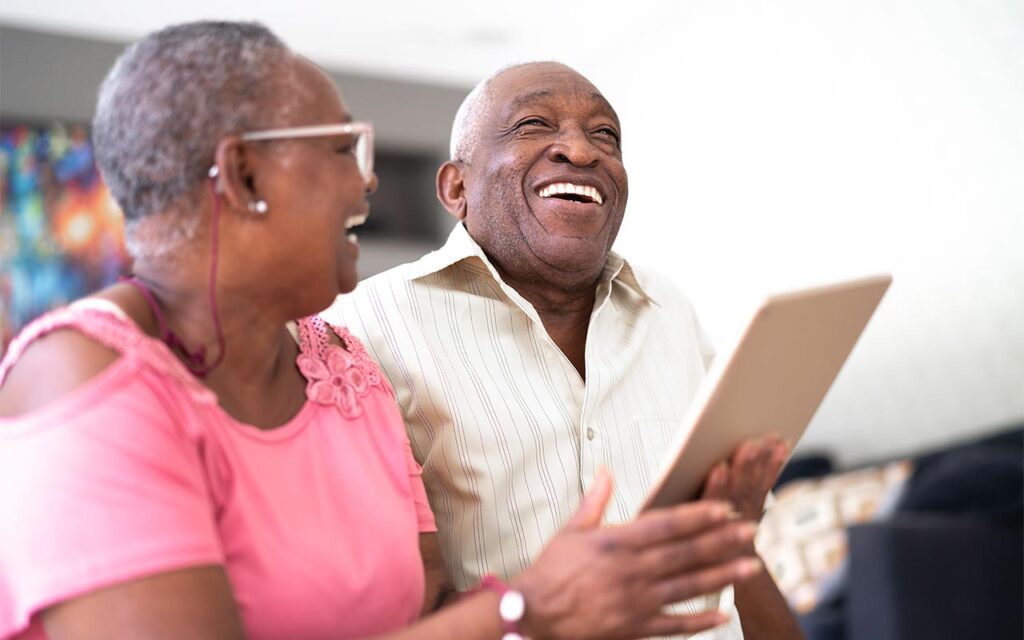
top-left (756, 460), bottom-right (913, 613)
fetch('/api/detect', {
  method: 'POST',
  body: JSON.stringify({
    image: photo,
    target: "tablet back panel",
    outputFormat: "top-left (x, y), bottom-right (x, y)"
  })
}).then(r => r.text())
top-left (640, 275), bottom-right (892, 513)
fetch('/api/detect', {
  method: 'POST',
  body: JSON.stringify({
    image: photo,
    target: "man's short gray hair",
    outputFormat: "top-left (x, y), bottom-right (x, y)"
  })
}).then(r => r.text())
top-left (449, 61), bottom-right (560, 163)
top-left (92, 21), bottom-right (291, 256)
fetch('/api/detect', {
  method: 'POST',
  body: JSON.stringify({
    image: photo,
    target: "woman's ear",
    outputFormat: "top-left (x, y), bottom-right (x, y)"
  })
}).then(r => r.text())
top-left (436, 161), bottom-right (468, 221)
top-left (212, 136), bottom-right (259, 214)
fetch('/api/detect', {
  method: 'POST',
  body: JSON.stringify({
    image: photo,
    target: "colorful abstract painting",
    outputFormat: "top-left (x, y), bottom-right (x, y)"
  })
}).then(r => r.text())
top-left (0, 123), bottom-right (129, 353)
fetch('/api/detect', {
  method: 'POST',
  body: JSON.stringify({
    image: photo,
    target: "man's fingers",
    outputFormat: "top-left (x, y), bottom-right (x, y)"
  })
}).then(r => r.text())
top-left (608, 500), bottom-right (734, 549)
top-left (768, 439), bottom-right (789, 472)
top-left (735, 436), bottom-right (780, 489)
top-left (753, 436), bottom-right (788, 494)
top-left (762, 441), bottom-right (788, 485)
top-left (654, 555), bottom-right (763, 606)
top-left (567, 467), bottom-right (613, 530)
top-left (750, 440), bottom-right (775, 486)
top-left (700, 461), bottom-right (729, 500)
top-left (636, 610), bottom-right (731, 637)
top-left (639, 520), bottom-right (758, 579)
top-left (731, 438), bottom-right (761, 467)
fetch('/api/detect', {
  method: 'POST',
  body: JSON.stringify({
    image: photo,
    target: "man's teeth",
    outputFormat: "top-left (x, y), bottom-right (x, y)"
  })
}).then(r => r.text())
top-left (344, 214), bottom-right (368, 230)
top-left (538, 183), bottom-right (604, 205)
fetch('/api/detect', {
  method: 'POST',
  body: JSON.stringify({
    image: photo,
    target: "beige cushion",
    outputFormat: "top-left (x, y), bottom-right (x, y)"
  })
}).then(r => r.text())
top-left (756, 460), bottom-right (913, 613)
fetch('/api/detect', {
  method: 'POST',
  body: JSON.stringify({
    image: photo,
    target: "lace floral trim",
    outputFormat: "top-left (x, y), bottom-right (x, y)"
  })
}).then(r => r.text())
top-left (295, 317), bottom-right (383, 419)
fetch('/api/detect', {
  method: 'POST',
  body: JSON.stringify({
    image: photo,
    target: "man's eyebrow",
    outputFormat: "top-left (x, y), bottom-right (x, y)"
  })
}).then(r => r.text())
top-left (501, 88), bottom-right (621, 125)
top-left (592, 92), bottom-right (621, 125)
top-left (505, 90), bottom-right (553, 115)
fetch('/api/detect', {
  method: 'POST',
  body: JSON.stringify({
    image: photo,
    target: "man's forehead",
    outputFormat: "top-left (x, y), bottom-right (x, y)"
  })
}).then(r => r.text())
top-left (489, 65), bottom-right (619, 124)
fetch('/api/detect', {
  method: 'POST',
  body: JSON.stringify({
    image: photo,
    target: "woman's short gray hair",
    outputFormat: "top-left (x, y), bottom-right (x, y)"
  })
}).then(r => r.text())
top-left (93, 21), bottom-right (291, 255)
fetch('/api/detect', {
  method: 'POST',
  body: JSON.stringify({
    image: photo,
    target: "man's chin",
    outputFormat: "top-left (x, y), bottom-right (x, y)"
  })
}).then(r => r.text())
top-left (531, 236), bottom-right (612, 276)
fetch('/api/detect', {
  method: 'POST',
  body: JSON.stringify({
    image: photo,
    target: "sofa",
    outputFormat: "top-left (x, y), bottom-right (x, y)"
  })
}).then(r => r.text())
top-left (778, 426), bottom-right (1023, 640)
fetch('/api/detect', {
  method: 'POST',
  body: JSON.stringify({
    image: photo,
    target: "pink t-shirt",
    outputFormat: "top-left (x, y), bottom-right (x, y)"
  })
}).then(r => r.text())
top-left (0, 303), bottom-right (436, 639)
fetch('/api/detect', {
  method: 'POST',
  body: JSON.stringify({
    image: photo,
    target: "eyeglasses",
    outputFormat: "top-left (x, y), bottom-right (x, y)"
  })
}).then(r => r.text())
top-left (240, 122), bottom-right (375, 184)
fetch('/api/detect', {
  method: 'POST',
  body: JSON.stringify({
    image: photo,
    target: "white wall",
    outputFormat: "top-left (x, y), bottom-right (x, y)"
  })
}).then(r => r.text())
top-left (599, 0), bottom-right (1024, 465)
top-left (3, 1), bottom-right (1020, 466)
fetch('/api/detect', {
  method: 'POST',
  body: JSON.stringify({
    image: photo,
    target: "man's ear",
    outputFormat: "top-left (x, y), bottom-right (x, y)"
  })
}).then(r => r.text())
top-left (436, 161), bottom-right (468, 221)
top-left (212, 136), bottom-right (259, 214)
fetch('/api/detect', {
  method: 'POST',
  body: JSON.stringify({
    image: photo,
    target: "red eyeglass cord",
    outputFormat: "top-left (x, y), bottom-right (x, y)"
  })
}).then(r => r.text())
top-left (121, 175), bottom-right (226, 378)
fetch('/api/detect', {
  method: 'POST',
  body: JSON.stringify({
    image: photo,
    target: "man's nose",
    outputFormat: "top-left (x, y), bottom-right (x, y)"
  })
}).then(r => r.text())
top-left (546, 127), bottom-right (601, 167)
top-left (365, 172), bottom-right (379, 194)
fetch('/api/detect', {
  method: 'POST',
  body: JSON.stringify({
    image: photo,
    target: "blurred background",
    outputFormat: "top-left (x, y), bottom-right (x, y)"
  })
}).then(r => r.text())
top-left (1, 1), bottom-right (1022, 635)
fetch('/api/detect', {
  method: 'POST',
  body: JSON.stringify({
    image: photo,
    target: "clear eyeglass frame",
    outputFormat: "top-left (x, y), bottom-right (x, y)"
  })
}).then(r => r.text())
top-left (240, 122), bottom-right (375, 184)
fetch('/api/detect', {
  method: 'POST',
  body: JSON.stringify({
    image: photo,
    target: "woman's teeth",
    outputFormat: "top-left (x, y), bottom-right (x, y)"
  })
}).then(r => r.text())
top-left (344, 214), bottom-right (367, 230)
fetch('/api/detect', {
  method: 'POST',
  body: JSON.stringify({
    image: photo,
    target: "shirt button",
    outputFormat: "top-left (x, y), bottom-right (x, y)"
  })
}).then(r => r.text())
top-left (586, 427), bottom-right (595, 441)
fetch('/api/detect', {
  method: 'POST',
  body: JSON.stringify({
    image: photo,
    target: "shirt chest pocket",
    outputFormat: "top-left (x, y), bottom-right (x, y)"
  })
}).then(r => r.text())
top-left (629, 419), bottom-right (686, 497)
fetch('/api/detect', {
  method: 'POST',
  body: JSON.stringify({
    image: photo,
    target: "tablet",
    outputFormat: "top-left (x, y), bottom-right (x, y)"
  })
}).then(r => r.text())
top-left (638, 274), bottom-right (892, 513)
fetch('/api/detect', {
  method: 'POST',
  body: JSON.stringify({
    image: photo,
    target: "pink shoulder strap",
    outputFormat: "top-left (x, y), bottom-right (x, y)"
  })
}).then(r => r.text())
top-left (295, 315), bottom-right (331, 361)
top-left (295, 315), bottom-right (368, 362)
top-left (298, 315), bottom-right (385, 392)
top-left (0, 301), bottom-right (214, 404)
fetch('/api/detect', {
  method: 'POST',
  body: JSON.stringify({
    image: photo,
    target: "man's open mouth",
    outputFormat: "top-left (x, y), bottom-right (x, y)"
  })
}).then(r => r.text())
top-left (537, 182), bottom-right (604, 205)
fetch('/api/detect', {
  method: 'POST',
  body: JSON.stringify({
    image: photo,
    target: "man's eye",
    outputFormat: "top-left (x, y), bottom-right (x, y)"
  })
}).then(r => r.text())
top-left (595, 127), bottom-right (621, 143)
top-left (516, 118), bottom-right (547, 128)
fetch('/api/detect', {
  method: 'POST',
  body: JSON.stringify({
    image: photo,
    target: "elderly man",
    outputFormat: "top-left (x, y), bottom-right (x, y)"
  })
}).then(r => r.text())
top-left (324, 61), bottom-right (801, 638)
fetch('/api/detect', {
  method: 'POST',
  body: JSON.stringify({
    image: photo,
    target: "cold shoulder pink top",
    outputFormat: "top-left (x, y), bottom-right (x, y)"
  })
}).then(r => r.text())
top-left (0, 301), bottom-right (436, 640)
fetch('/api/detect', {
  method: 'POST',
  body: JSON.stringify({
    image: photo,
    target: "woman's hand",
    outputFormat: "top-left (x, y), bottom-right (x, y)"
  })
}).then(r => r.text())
top-left (511, 468), bottom-right (763, 639)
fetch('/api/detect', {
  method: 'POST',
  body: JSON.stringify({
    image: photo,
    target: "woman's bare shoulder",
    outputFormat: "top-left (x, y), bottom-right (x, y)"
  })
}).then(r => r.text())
top-left (0, 286), bottom-right (151, 418)
top-left (0, 327), bottom-right (122, 418)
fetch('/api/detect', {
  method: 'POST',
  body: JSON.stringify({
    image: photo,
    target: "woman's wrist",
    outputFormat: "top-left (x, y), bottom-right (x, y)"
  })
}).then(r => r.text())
top-left (478, 575), bottom-right (526, 639)
top-left (506, 570), bottom-right (555, 640)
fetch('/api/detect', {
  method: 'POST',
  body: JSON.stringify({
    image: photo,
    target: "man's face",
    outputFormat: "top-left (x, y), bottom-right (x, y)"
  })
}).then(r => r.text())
top-left (461, 63), bottom-right (629, 284)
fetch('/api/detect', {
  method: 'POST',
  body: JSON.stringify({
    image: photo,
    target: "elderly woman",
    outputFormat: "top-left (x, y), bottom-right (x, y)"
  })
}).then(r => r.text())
top-left (0, 22), bottom-right (761, 640)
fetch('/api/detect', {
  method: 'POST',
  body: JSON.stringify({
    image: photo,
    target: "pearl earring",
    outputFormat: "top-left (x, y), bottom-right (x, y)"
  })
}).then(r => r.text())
top-left (248, 200), bottom-right (268, 214)
top-left (207, 166), bottom-right (226, 194)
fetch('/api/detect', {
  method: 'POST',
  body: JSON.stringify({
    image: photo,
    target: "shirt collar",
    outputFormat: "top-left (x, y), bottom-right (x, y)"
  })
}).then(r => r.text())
top-left (403, 222), bottom-right (658, 305)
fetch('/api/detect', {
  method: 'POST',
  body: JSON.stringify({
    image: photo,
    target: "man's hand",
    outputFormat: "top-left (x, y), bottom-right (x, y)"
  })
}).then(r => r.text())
top-left (701, 437), bottom-right (806, 639)
top-left (701, 436), bottom-right (789, 521)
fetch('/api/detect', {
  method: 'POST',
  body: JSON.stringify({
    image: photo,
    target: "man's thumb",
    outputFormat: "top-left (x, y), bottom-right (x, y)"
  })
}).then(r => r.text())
top-left (569, 467), bottom-right (613, 530)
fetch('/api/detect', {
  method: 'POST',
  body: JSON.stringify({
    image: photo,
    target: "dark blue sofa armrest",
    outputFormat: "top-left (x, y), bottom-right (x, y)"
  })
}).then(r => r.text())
top-left (846, 515), bottom-right (1023, 640)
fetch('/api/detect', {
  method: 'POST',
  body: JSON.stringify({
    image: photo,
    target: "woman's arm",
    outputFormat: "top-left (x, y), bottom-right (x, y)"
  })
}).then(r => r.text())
top-left (1, 324), bottom-right (236, 640)
top-left (42, 567), bottom-right (244, 640)
top-left (419, 533), bottom-right (456, 615)
top-left (39, 471), bottom-right (759, 640)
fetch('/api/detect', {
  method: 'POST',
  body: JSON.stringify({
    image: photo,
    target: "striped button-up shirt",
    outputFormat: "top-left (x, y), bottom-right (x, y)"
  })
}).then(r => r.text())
top-left (324, 223), bottom-right (744, 638)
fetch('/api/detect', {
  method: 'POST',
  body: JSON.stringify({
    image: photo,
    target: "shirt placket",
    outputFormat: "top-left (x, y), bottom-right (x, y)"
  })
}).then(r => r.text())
top-left (578, 277), bottom-right (616, 496)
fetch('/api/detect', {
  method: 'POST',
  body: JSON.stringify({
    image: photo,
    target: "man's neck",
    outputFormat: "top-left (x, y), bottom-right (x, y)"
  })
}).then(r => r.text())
top-left (493, 263), bottom-right (600, 380)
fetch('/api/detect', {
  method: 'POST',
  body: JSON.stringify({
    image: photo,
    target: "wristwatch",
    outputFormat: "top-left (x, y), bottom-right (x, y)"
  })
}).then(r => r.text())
top-left (479, 574), bottom-right (526, 640)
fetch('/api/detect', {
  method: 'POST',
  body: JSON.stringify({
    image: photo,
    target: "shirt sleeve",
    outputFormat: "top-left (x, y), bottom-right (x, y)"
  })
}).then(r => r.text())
top-left (0, 361), bottom-right (223, 637)
top-left (403, 433), bottom-right (437, 533)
